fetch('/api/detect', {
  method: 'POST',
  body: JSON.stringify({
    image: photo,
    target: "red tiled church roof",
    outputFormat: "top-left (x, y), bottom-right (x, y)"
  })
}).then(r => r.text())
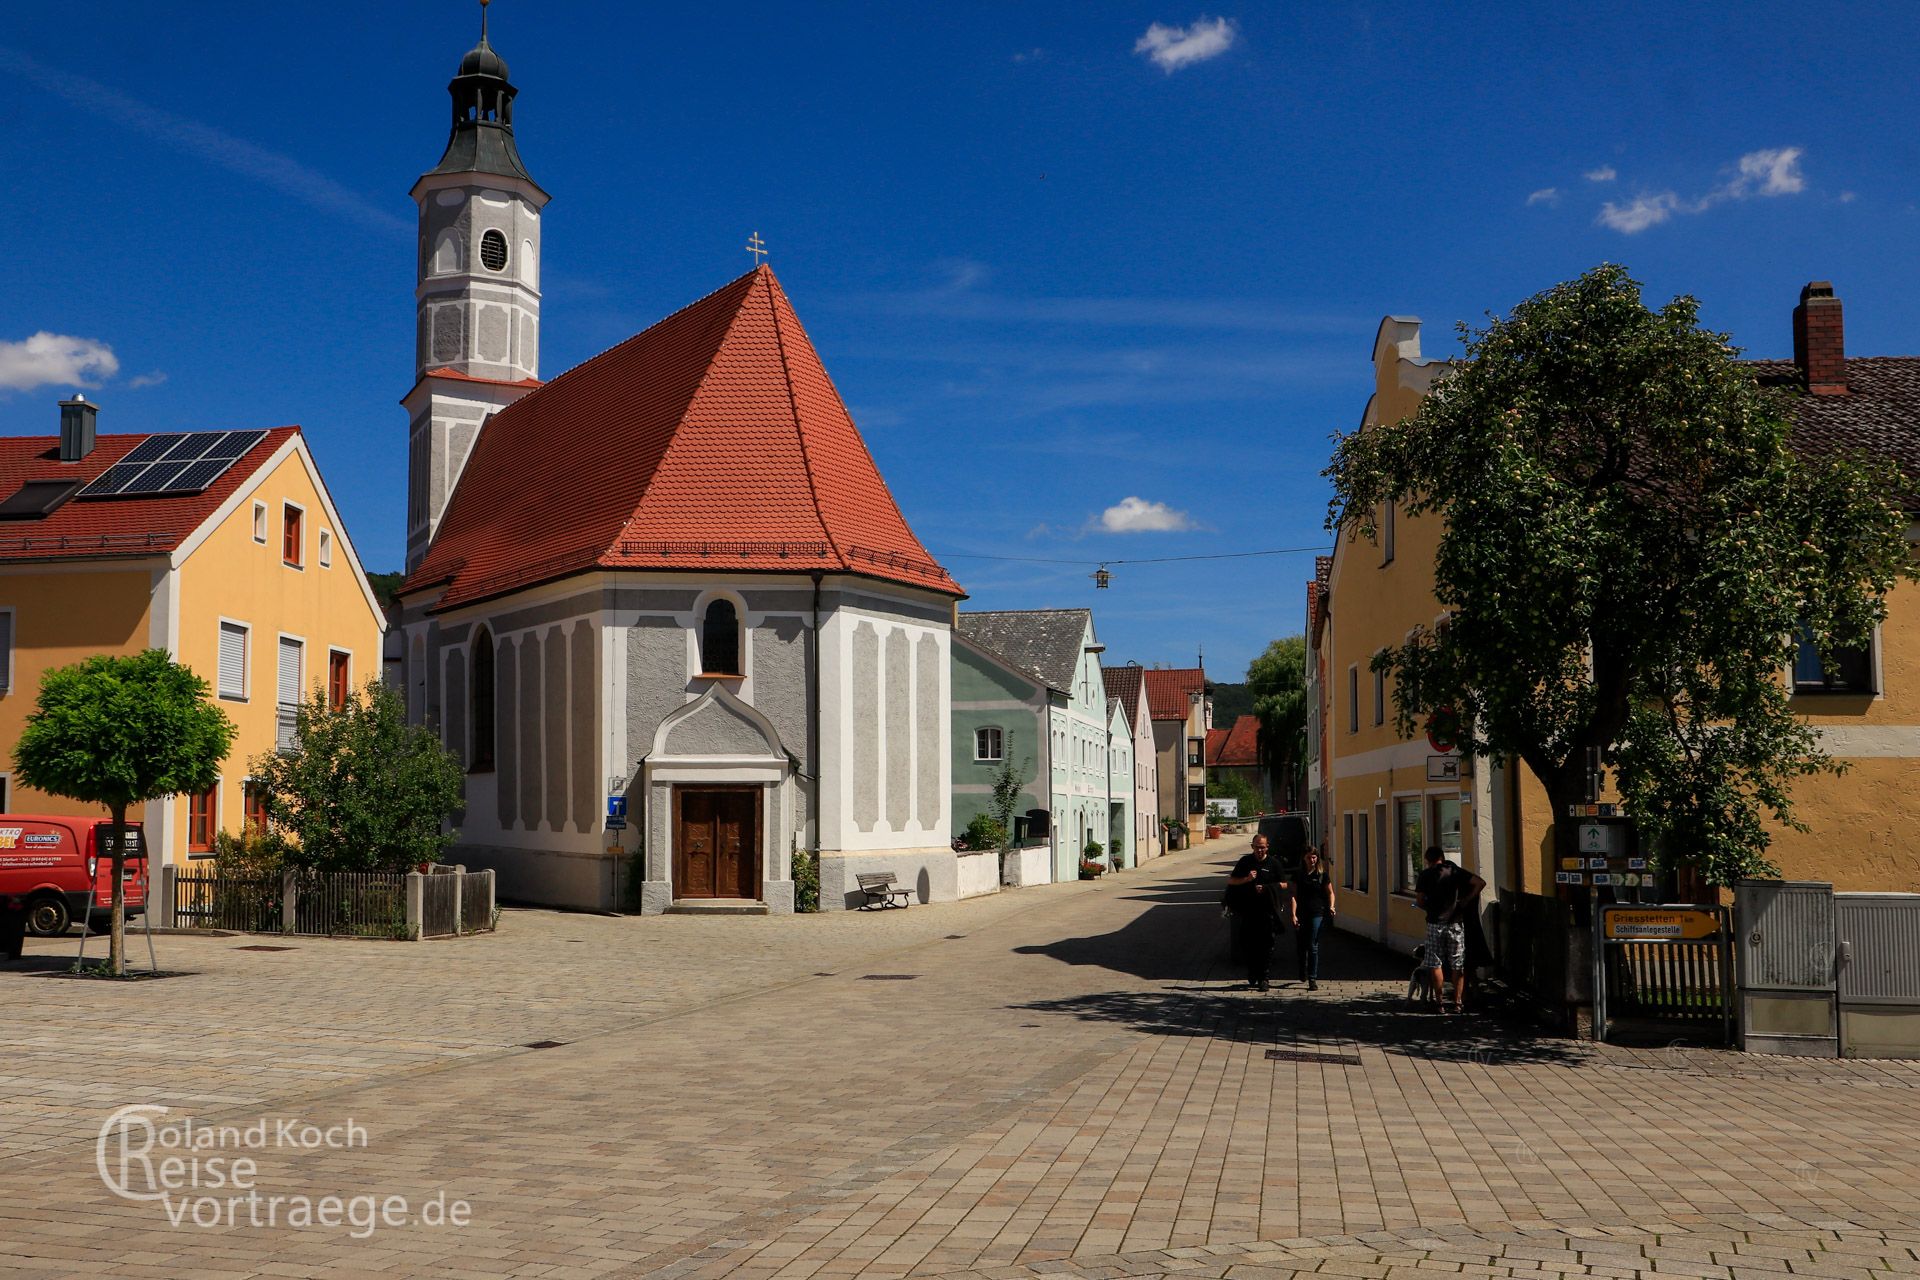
top-left (403, 266), bottom-right (961, 610)
top-left (1142, 667), bottom-right (1206, 721)
top-left (0, 428), bottom-right (296, 562)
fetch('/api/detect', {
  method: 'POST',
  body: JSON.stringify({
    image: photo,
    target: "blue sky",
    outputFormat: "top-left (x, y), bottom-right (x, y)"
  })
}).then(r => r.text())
top-left (3, 2), bottom-right (1915, 680)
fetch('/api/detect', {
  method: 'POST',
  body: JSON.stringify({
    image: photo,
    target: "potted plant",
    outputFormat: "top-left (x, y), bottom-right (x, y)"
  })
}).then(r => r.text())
top-left (1078, 838), bottom-right (1106, 879)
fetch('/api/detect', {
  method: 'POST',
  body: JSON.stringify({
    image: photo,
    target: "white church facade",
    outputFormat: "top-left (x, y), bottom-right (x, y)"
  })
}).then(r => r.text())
top-left (393, 16), bottom-right (965, 912)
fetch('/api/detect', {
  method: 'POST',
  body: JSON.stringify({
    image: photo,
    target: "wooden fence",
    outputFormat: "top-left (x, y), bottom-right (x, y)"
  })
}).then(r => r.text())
top-left (164, 865), bottom-right (497, 940)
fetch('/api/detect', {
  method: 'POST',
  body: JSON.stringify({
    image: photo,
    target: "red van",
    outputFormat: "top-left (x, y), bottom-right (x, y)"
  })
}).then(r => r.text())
top-left (0, 816), bottom-right (148, 937)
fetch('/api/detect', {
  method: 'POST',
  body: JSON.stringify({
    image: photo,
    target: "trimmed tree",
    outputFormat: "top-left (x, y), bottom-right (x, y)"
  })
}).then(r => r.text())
top-left (988, 734), bottom-right (1028, 874)
top-left (13, 650), bottom-right (235, 975)
top-left (1326, 264), bottom-right (1913, 887)
top-left (249, 680), bottom-right (464, 874)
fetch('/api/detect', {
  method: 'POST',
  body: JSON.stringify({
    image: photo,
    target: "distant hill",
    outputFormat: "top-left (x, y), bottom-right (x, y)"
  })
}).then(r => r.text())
top-left (1210, 681), bottom-right (1252, 726)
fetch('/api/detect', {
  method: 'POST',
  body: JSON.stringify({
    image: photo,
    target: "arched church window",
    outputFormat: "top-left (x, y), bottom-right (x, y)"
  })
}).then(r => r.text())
top-left (700, 599), bottom-right (741, 676)
top-left (471, 628), bottom-right (496, 771)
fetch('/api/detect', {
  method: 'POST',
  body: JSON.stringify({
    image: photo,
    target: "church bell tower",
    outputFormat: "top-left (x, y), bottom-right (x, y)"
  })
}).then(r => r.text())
top-left (405, 0), bottom-right (549, 570)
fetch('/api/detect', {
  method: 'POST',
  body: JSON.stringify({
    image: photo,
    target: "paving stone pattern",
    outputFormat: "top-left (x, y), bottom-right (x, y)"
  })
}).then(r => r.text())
top-left (1, 838), bottom-right (1917, 1278)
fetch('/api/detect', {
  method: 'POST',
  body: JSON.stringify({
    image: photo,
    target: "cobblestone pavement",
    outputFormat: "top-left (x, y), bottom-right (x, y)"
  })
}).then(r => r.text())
top-left (2, 837), bottom-right (1918, 1278)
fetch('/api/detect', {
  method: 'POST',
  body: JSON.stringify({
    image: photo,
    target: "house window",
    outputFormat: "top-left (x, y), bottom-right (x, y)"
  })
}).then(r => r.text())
top-left (1373, 665), bottom-right (1385, 727)
top-left (699, 598), bottom-right (741, 675)
top-left (318, 529), bottom-right (333, 568)
top-left (1357, 812), bottom-right (1370, 892)
top-left (327, 651), bottom-right (351, 710)
top-left (1347, 666), bottom-right (1359, 734)
top-left (471, 628), bottom-right (495, 771)
top-left (1187, 784), bottom-right (1204, 815)
top-left (1793, 627), bottom-right (1874, 695)
top-left (1187, 739), bottom-right (1202, 767)
top-left (252, 502), bottom-right (267, 544)
top-left (276, 636), bottom-right (303, 753)
top-left (1433, 795), bottom-right (1462, 860)
top-left (283, 504), bottom-right (303, 567)
top-left (1395, 797), bottom-right (1423, 893)
top-left (0, 608), bottom-right (12, 695)
top-left (1343, 812), bottom-right (1355, 890)
top-left (976, 726), bottom-right (1003, 761)
top-left (244, 782), bottom-right (270, 833)
top-left (1382, 500), bottom-right (1396, 565)
top-left (218, 621), bottom-right (249, 701)
top-left (189, 783), bottom-right (218, 853)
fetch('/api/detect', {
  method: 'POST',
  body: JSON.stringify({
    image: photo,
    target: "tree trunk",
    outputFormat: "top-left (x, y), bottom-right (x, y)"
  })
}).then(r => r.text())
top-left (108, 804), bottom-right (127, 977)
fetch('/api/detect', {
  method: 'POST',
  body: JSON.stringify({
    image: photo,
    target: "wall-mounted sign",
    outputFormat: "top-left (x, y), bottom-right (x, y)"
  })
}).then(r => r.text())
top-left (1426, 755), bottom-right (1460, 783)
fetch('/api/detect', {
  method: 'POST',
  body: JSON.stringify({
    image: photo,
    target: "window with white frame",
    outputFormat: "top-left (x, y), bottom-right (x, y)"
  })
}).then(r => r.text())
top-left (975, 726), bottom-right (1003, 762)
top-left (217, 621), bottom-right (249, 700)
top-left (318, 529), bottom-right (333, 568)
top-left (1792, 625), bottom-right (1876, 695)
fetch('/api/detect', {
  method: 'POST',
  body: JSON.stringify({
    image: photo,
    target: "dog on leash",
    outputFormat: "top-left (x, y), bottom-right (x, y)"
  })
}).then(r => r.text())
top-left (1407, 943), bottom-right (1439, 1005)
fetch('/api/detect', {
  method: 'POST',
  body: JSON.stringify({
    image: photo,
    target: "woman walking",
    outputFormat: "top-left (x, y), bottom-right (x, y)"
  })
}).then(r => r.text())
top-left (1289, 846), bottom-right (1335, 990)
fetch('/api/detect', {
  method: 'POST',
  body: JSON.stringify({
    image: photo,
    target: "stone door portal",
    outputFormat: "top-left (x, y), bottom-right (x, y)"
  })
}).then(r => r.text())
top-left (674, 787), bottom-right (760, 899)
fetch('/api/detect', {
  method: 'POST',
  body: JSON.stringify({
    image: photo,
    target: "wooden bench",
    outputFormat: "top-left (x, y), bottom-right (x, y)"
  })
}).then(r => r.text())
top-left (857, 872), bottom-right (912, 910)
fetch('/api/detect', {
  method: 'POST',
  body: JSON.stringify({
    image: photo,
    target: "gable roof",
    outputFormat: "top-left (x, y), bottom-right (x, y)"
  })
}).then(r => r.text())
top-left (0, 428), bottom-right (297, 563)
top-left (403, 265), bottom-right (961, 611)
top-left (956, 609), bottom-right (1092, 692)
top-left (1143, 667), bottom-right (1207, 721)
top-left (1101, 664), bottom-right (1145, 730)
top-left (1749, 356), bottom-right (1920, 508)
top-left (1212, 714), bottom-right (1261, 767)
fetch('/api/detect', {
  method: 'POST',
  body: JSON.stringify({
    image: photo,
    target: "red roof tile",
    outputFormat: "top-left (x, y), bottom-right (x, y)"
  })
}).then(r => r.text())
top-left (0, 428), bottom-right (296, 562)
top-left (1100, 665), bottom-right (1145, 730)
top-left (404, 266), bottom-right (961, 609)
top-left (1212, 715), bottom-right (1261, 767)
top-left (1142, 667), bottom-right (1207, 721)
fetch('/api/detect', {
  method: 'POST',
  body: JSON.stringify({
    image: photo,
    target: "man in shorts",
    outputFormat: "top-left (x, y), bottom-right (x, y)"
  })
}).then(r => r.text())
top-left (1415, 845), bottom-right (1485, 1014)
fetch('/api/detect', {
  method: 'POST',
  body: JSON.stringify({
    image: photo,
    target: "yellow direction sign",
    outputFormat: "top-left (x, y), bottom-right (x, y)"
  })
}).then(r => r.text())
top-left (1603, 907), bottom-right (1720, 941)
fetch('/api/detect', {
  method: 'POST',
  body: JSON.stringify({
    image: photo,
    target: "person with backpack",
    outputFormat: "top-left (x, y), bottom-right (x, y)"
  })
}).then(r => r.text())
top-left (1415, 845), bottom-right (1485, 1014)
top-left (1225, 835), bottom-right (1285, 991)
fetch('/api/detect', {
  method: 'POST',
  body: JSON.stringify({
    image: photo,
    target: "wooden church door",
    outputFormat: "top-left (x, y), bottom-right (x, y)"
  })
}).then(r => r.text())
top-left (674, 787), bottom-right (759, 899)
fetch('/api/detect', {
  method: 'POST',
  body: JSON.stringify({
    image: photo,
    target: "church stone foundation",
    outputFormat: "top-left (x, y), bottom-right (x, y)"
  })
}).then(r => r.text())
top-left (818, 847), bottom-right (961, 912)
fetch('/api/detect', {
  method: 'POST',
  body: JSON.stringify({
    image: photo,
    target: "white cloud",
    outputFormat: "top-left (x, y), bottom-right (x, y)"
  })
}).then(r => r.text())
top-left (1730, 146), bottom-right (1804, 196)
top-left (1134, 17), bottom-right (1237, 73)
top-left (127, 371), bottom-right (168, 389)
top-left (1012, 47), bottom-right (1044, 63)
top-left (1597, 193), bottom-right (1679, 234)
top-left (1595, 146), bottom-right (1809, 234)
top-left (0, 332), bottom-right (119, 392)
top-left (1526, 187), bottom-right (1560, 207)
top-left (1839, 190), bottom-right (1857, 203)
top-left (1584, 166), bottom-right (1617, 182)
top-left (1097, 496), bottom-right (1198, 533)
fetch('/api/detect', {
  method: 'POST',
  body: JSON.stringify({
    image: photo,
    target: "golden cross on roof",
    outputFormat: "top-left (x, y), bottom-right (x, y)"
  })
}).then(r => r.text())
top-left (745, 231), bottom-right (767, 267)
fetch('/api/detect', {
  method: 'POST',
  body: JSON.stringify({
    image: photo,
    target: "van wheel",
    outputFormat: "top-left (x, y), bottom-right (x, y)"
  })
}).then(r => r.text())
top-left (26, 895), bottom-right (72, 937)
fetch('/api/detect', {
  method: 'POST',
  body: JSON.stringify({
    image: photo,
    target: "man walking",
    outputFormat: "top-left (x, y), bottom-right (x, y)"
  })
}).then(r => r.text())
top-left (1415, 845), bottom-right (1485, 1014)
top-left (1226, 835), bottom-right (1284, 991)
top-left (1289, 845), bottom-right (1335, 990)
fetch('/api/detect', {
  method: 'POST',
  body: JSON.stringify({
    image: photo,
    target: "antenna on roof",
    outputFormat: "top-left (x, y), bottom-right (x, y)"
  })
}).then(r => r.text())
top-left (746, 231), bottom-right (767, 267)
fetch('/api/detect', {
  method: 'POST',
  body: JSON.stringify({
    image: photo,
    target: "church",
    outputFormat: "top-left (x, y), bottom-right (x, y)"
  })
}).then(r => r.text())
top-left (394, 12), bottom-right (965, 913)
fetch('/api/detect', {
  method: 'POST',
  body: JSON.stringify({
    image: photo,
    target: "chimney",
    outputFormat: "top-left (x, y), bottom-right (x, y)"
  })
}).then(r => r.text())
top-left (58, 394), bottom-right (98, 462)
top-left (1792, 281), bottom-right (1847, 396)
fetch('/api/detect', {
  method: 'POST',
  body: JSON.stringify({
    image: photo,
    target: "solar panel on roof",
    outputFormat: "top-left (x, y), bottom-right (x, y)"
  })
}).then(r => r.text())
top-left (117, 436), bottom-right (181, 466)
top-left (121, 461), bottom-right (195, 495)
top-left (77, 429), bottom-right (271, 499)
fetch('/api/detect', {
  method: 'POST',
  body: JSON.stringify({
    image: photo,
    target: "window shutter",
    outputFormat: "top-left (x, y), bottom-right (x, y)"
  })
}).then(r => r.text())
top-left (278, 637), bottom-right (302, 705)
top-left (0, 611), bottom-right (12, 693)
top-left (218, 623), bottom-right (247, 699)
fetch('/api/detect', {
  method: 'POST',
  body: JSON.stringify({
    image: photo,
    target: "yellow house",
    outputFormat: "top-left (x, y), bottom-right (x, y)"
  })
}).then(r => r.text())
top-left (1313, 282), bottom-right (1920, 957)
top-left (0, 397), bottom-right (386, 864)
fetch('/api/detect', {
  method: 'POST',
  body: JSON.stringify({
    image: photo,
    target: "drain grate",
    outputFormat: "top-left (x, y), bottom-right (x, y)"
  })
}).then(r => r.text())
top-left (522, 1040), bottom-right (567, 1050)
top-left (235, 945), bottom-right (296, 952)
top-left (945, 934), bottom-right (967, 940)
top-left (813, 971), bottom-right (837, 977)
top-left (860, 974), bottom-right (918, 981)
top-left (1265, 1049), bottom-right (1362, 1066)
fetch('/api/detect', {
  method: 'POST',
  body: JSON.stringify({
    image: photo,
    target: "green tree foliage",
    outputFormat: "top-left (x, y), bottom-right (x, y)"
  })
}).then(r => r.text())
top-left (988, 734), bottom-right (1027, 854)
top-left (959, 812), bottom-right (1007, 851)
top-left (1207, 770), bottom-right (1262, 819)
top-left (12, 650), bottom-right (235, 974)
top-left (1245, 636), bottom-right (1307, 809)
top-left (249, 680), bottom-right (465, 873)
top-left (1326, 265), bottom-right (1914, 885)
